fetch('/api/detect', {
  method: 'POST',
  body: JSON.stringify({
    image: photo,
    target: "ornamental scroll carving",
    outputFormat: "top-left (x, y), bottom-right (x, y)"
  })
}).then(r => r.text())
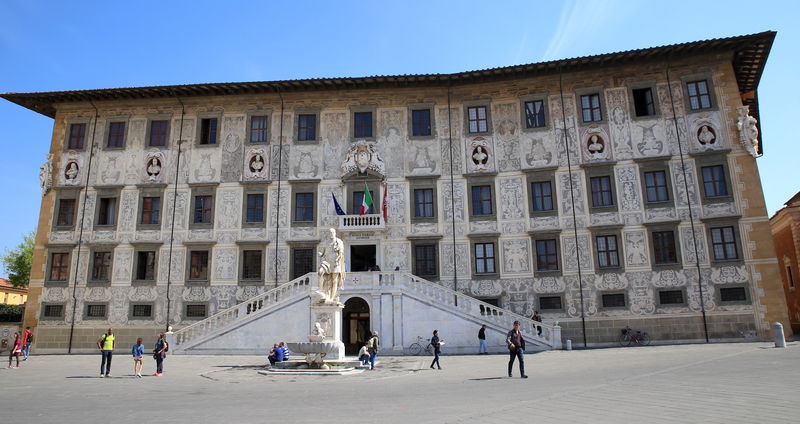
top-left (342, 140), bottom-right (385, 176)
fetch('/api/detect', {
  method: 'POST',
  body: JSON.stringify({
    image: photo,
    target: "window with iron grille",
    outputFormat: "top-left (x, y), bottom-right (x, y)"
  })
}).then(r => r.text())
top-left (659, 290), bottom-right (684, 305)
top-left (530, 181), bottom-right (553, 211)
top-left (474, 243), bottom-right (496, 274)
top-left (590, 176), bottom-right (614, 207)
top-left (524, 100), bottom-right (546, 128)
top-left (43, 304), bottom-right (64, 318)
top-left (86, 304), bottom-right (107, 318)
top-left (246, 193), bottom-right (264, 223)
top-left (294, 193), bottom-right (314, 222)
top-left (135, 251), bottom-right (156, 281)
top-left (580, 94), bottom-right (602, 122)
top-left (539, 296), bottom-right (562, 310)
top-left (49, 252), bottom-right (70, 281)
top-left (632, 87), bottom-right (656, 117)
top-left (107, 122), bottom-right (126, 148)
top-left (414, 244), bottom-right (437, 277)
top-left (132, 304), bottom-right (152, 318)
top-left (68, 123), bottom-right (86, 150)
top-left (193, 195), bottom-right (213, 224)
top-left (91, 252), bottom-right (112, 281)
top-left (687, 80), bottom-right (711, 110)
top-left (199, 118), bottom-right (218, 144)
top-left (535, 239), bottom-right (559, 271)
top-left (297, 114), bottom-right (316, 141)
top-left (241, 250), bottom-right (262, 280)
top-left (250, 115), bottom-right (269, 143)
top-left (353, 112), bottom-right (373, 138)
top-left (596, 235), bottom-right (620, 268)
top-left (411, 109), bottom-right (432, 136)
top-left (467, 106), bottom-right (488, 133)
top-left (644, 170), bottom-right (669, 203)
top-left (720, 287), bottom-right (747, 302)
top-left (149, 120), bottom-right (169, 146)
top-left (701, 165), bottom-right (728, 198)
top-left (652, 231), bottom-right (678, 265)
top-left (189, 251), bottom-right (209, 280)
top-left (56, 198), bottom-right (76, 226)
top-left (185, 304), bottom-right (207, 318)
top-left (471, 185), bottom-right (493, 216)
top-left (141, 197), bottom-right (161, 225)
top-left (97, 197), bottom-right (117, 226)
top-left (710, 226), bottom-right (738, 261)
top-left (292, 248), bottom-right (314, 279)
top-left (601, 293), bottom-right (626, 308)
top-left (414, 188), bottom-right (434, 218)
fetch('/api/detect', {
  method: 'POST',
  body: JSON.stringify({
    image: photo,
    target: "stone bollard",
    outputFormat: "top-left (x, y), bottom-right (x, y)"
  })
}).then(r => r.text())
top-left (774, 322), bottom-right (786, 348)
top-left (565, 339), bottom-right (572, 351)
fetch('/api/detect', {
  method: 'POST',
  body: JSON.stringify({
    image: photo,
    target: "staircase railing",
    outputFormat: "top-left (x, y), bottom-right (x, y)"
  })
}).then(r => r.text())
top-left (171, 274), bottom-right (315, 347)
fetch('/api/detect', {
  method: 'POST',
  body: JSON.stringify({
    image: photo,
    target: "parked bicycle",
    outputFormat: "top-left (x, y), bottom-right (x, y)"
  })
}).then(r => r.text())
top-left (406, 336), bottom-right (434, 355)
top-left (618, 326), bottom-right (652, 346)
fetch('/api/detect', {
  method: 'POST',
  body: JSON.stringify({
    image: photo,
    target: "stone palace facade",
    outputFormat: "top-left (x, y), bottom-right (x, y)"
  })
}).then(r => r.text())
top-left (2, 31), bottom-right (790, 353)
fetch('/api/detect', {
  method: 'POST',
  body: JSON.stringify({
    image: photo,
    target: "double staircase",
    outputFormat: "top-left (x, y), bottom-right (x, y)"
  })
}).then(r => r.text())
top-left (169, 272), bottom-right (561, 354)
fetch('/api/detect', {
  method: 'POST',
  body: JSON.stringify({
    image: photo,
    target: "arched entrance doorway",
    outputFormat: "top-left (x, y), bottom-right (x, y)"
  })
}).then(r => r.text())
top-left (342, 297), bottom-right (370, 355)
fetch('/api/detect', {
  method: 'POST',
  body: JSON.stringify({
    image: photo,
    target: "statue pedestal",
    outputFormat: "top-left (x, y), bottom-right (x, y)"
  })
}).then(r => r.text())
top-left (309, 303), bottom-right (345, 361)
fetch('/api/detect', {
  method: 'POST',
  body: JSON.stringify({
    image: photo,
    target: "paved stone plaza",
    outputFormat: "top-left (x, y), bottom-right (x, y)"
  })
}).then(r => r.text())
top-left (1, 341), bottom-right (797, 423)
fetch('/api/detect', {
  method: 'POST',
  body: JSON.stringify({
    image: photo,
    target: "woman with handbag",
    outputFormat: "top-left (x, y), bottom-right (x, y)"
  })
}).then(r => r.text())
top-left (152, 333), bottom-right (168, 376)
top-left (7, 332), bottom-right (21, 369)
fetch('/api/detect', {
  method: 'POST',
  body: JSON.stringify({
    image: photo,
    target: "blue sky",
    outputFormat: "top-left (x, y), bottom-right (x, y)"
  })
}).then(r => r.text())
top-left (1, 1), bottom-right (798, 276)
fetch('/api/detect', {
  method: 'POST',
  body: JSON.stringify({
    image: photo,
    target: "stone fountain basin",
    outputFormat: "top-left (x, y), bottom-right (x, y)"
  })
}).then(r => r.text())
top-left (287, 341), bottom-right (341, 355)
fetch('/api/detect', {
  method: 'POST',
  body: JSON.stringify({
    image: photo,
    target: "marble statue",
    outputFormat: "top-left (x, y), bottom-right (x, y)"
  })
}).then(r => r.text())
top-left (39, 153), bottom-right (53, 196)
top-left (308, 322), bottom-right (326, 342)
top-left (315, 228), bottom-right (346, 304)
top-left (698, 125), bottom-right (715, 145)
top-left (736, 106), bottom-right (759, 157)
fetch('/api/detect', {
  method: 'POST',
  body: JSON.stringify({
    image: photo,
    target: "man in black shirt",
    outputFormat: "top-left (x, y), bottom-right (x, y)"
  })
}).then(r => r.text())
top-left (478, 325), bottom-right (487, 354)
top-left (505, 321), bottom-right (528, 378)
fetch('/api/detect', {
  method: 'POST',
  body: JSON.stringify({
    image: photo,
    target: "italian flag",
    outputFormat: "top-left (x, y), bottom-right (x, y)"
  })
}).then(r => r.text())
top-left (360, 183), bottom-right (373, 215)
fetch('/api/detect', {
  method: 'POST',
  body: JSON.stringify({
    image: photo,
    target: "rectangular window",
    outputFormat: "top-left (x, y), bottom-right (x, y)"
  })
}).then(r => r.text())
top-left (535, 239), bottom-right (559, 271)
top-left (411, 109), bottom-right (432, 136)
top-left (539, 296), bottom-right (562, 310)
top-left (241, 250), bottom-right (262, 280)
top-left (701, 165), bottom-right (728, 198)
top-left (471, 185), bottom-right (493, 216)
top-left (474, 243), bottom-right (496, 274)
top-left (632, 88), bottom-right (655, 117)
top-left (107, 122), bottom-right (126, 148)
top-left (652, 231), bottom-right (678, 265)
top-left (467, 106), bottom-right (488, 133)
top-left (91, 252), bottom-right (112, 281)
top-left (353, 111), bottom-right (373, 138)
top-left (56, 198), bottom-right (76, 226)
top-left (97, 197), bottom-right (117, 226)
top-left (149, 120), bottom-right (169, 147)
top-left (297, 114), bottom-right (316, 141)
top-left (135, 251), bottom-right (156, 281)
top-left (413, 188), bottom-right (434, 218)
top-left (596, 235), bottom-right (620, 268)
top-left (49, 252), bottom-right (70, 281)
top-left (250, 115), bottom-right (269, 143)
top-left (590, 176), bottom-right (614, 207)
top-left (687, 80), bottom-right (712, 110)
top-left (193, 195), bottom-right (213, 224)
top-left (185, 304), bottom-right (207, 318)
top-left (524, 100), bottom-right (546, 128)
top-left (68, 123), bottom-right (86, 150)
top-left (86, 304), bottom-right (107, 318)
top-left (530, 181), bottom-right (554, 211)
top-left (644, 170), bottom-right (669, 203)
top-left (199, 118), bottom-right (218, 145)
top-left (601, 293), bottom-right (626, 308)
top-left (291, 248), bottom-right (314, 279)
top-left (788, 266), bottom-right (795, 289)
top-left (352, 191), bottom-right (374, 215)
top-left (710, 226), bottom-right (738, 261)
top-left (189, 251), bottom-right (209, 280)
top-left (43, 304), bottom-right (64, 318)
top-left (659, 290), bottom-right (684, 305)
top-left (294, 193), bottom-right (314, 222)
top-left (580, 94), bottom-right (602, 122)
top-left (245, 193), bottom-right (264, 223)
top-left (720, 287), bottom-right (747, 302)
top-left (132, 304), bottom-right (153, 318)
top-left (141, 197), bottom-right (161, 225)
top-left (414, 244), bottom-right (437, 277)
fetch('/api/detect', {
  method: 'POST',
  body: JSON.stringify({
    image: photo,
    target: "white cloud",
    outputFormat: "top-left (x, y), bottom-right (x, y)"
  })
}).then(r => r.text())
top-left (541, 0), bottom-right (630, 61)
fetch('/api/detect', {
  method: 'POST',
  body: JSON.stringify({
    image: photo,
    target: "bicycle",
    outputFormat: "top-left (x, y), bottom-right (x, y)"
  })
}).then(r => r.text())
top-left (618, 326), bottom-right (652, 346)
top-left (406, 336), bottom-right (434, 355)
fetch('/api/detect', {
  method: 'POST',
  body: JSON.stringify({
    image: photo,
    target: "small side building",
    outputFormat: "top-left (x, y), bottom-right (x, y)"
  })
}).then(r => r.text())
top-left (770, 192), bottom-right (800, 333)
top-left (0, 278), bottom-right (28, 305)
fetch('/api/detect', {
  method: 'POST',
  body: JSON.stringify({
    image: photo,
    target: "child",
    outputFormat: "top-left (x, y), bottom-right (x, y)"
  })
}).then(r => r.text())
top-left (132, 337), bottom-right (144, 378)
top-left (7, 332), bottom-right (21, 369)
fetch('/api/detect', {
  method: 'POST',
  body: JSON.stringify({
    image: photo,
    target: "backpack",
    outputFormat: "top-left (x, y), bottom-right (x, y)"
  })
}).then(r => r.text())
top-left (26, 333), bottom-right (33, 344)
top-left (163, 340), bottom-right (169, 352)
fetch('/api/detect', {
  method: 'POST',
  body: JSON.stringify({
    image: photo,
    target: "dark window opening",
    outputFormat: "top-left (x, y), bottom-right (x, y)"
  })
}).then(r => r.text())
top-left (250, 115), bottom-right (269, 143)
top-left (411, 109), bottom-right (432, 136)
top-left (644, 170), bottom-right (670, 203)
top-left (44, 304), bottom-right (64, 318)
top-left (86, 304), bottom-right (107, 318)
top-left (141, 197), bottom-right (161, 225)
top-left (292, 248), bottom-right (314, 279)
top-left (149, 120), bottom-right (169, 146)
top-left (467, 106), bottom-right (488, 133)
top-left (720, 287), bottom-right (747, 302)
top-left (414, 244), bottom-right (437, 278)
top-left (193, 195), bottom-right (213, 224)
top-left (414, 188), bottom-right (434, 218)
top-left (132, 304), bottom-right (152, 318)
top-left (580, 94), bottom-right (602, 122)
top-left (590, 176), bottom-right (614, 207)
top-left (602, 293), bottom-right (626, 308)
top-left (659, 290), bottom-right (684, 305)
top-left (687, 80), bottom-right (711, 110)
top-left (246, 193), bottom-right (264, 223)
top-left (474, 243), bottom-right (496, 274)
top-left (136, 251), bottom-right (156, 281)
top-left (471, 185), bottom-right (493, 216)
top-left (596, 235), bottom-right (620, 268)
top-left (199, 118), bottom-right (218, 144)
top-left (710, 226), bottom-right (738, 261)
top-left (539, 296), bottom-right (562, 310)
top-left (91, 252), bottom-right (112, 281)
top-left (242, 250), bottom-right (262, 280)
top-left (186, 304), bottom-right (207, 318)
top-left (701, 165), bottom-right (728, 198)
top-left (49, 253), bottom-right (70, 281)
top-left (56, 198), bottom-right (76, 226)
top-left (68, 123), bottom-right (86, 150)
top-left (295, 193), bottom-right (314, 222)
top-left (652, 231), bottom-right (678, 265)
top-left (189, 251), bottom-right (209, 280)
top-left (353, 112), bottom-right (373, 138)
top-left (632, 88), bottom-right (656, 117)
top-left (524, 100), bottom-right (546, 128)
top-left (297, 114), bottom-right (316, 141)
top-left (107, 122), bottom-right (126, 148)
top-left (535, 239), bottom-right (559, 271)
top-left (531, 181), bottom-right (554, 211)
top-left (97, 197), bottom-right (117, 226)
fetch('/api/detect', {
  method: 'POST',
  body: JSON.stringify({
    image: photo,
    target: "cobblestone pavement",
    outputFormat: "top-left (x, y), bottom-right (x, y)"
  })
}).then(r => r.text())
top-left (2, 342), bottom-right (797, 423)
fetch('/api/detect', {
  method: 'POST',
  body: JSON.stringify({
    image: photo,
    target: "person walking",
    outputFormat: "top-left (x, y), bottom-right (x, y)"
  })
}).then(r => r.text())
top-left (153, 333), bottom-right (168, 376)
top-left (478, 324), bottom-right (488, 354)
top-left (97, 328), bottom-right (115, 377)
top-left (7, 332), bottom-right (21, 369)
top-left (367, 331), bottom-right (380, 370)
top-left (132, 337), bottom-right (145, 378)
top-left (429, 330), bottom-right (443, 370)
top-left (22, 327), bottom-right (33, 360)
top-left (506, 321), bottom-right (528, 378)
top-left (532, 311), bottom-right (543, 336)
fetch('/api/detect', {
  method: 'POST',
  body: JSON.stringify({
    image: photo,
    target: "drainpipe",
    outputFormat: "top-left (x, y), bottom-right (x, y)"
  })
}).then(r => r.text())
top-left (447, 83), bottom-right (458, 305)
top-left (67, 100), bottom-right (99, 354)
top-left (165, 92), bottom-right (185, 332)
top-left (272, 85), bottom-right (285, 287)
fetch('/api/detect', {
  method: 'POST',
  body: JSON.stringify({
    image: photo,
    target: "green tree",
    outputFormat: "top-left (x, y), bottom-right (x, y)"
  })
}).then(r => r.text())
top-left (2, 231), bottom-right (35, 288)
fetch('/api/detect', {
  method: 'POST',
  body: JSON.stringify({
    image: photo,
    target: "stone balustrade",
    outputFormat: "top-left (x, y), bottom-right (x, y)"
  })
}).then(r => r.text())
top-left (337, 214), bottom-right (385, 231)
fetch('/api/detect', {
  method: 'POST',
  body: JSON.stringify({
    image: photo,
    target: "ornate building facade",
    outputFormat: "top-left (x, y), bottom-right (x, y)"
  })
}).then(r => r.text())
top-left (2, 31), bottom-right (790, 353)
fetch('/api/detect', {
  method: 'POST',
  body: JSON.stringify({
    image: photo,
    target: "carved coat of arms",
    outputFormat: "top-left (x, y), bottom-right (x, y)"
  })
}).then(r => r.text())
top-left (341, 141), bottom-right (385, 176)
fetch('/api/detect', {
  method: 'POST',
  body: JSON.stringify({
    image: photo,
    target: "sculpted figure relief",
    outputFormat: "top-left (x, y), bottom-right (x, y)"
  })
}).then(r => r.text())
top-left (39, 153), bottom-right (53, 195)
top-left (315, 228), bottom-right (346, 305)
top-left (736, 105), bottom-right (759, 157)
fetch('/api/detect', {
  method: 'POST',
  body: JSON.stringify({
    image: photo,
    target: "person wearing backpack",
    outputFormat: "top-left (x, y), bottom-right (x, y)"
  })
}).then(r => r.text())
top-left (97, 328), bottom-right (115, 377)
top-left (153, 333), bottom-right (168, 376)
top-left (367, 331), bottom-right (379, 370)
top-left (22, 327), bottom-right (33, 360)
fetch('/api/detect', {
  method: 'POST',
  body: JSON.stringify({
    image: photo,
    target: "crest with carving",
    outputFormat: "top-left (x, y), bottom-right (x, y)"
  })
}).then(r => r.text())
top-left (341, 141), bottom-right (385, 176)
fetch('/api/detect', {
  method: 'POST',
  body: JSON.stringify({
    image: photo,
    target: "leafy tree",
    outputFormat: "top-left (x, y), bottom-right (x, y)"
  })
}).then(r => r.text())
top-left (1, 231), bottom-right (35, 288)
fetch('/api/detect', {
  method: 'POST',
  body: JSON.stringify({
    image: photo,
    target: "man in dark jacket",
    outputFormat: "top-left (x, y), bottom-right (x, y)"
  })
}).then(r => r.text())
top-left (478, 325), bottom-right (487, 354)
top-left (505, 321), bottom-right (528, 378)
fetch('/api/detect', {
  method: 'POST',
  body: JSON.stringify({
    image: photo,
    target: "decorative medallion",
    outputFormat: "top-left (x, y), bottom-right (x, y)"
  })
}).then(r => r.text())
top-left (341, 140), bottom-right (385, 176)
